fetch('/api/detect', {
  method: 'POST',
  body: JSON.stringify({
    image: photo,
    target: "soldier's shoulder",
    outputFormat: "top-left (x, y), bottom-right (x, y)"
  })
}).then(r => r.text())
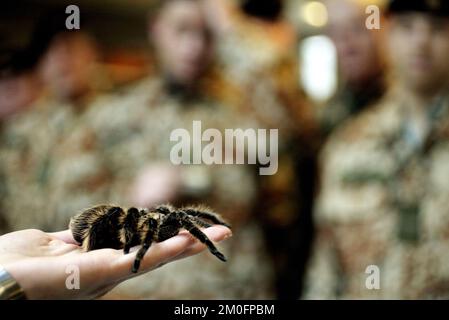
top-left (327, 93), bottom-right (401, 148)
top-left (114, 76), bottom-right (160, 97)
top-left (85, 77), bottom-right (158, 122)
top-left (319, 93), bottom-right (401, 180)
top-left (315, 96), bottom-right (400, 224)
top-left (0, 95), bottom-right (58, 139)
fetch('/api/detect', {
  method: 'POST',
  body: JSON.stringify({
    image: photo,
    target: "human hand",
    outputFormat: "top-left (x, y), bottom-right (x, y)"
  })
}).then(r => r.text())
top-left (0, 226), bottom-right (231, 299)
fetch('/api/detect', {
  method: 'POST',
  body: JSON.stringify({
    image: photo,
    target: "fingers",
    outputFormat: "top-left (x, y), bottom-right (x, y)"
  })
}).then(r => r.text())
top-left (65, 225), bottom-right (231, 288)
top-left (172, 225), bottom-right (232, 261)
top-left (49, 230), bottom-right (79, 245)
top-left (180, 224), bottom-right (232, 246)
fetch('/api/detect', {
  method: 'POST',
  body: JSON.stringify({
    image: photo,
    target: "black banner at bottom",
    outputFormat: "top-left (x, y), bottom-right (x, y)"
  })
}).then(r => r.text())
top-left (1, 300), bottom-right (445, 319)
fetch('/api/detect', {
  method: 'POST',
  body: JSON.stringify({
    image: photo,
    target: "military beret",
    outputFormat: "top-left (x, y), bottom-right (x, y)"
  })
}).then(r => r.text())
top-left (387, 0), bottom-right (449, 17)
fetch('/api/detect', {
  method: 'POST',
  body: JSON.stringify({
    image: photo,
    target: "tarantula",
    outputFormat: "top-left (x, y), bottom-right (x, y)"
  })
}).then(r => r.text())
top-left (69, 204), bottom-right (231, 273)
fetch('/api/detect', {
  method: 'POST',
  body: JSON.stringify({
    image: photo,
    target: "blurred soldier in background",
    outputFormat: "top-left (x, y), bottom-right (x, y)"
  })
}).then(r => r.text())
top-left (0, 51), bottom-right (42, 121)
top-left (205, 0), bottom-right (315, 135)
top-left (39, 31), bottom-right (107, 104)
top-left (0, 10), bottom-right (111, 231)
top-left (304, 0), bottom-right (449, 299)
top-left (0, 47), bottom-right (43, 234)
top-left (81, 0), bottom-right (274, 299)
top-left (317, 0), bottom-right (387, 137)
top-left (204, 0), bottom-right (320, 298)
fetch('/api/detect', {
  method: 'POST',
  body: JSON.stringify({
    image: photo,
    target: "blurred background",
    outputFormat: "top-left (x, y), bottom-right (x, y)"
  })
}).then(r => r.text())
top-left (1, 0), bottom-right (449, 300)
top-left (0, 0), bottom-right (351, 100)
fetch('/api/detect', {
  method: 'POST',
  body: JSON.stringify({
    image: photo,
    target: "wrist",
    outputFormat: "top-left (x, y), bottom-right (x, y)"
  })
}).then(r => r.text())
top-left (0, 265), bottom-right (27, 300)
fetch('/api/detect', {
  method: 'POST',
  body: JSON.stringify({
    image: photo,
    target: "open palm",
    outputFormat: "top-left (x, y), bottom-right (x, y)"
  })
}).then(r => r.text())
top-left (0, 226), bottom-right (231, 299)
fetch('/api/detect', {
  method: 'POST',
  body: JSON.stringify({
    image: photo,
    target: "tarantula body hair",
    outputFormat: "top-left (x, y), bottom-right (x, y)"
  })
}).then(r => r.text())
top-left (69, 204), bottom-right (231, 273)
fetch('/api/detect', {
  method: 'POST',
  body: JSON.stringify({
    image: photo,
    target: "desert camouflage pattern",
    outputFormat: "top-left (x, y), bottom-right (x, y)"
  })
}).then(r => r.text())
top-left (83, 77), bottom-right (258, 211)
top-left (304, 87), bottom-right (449, 299)
top-left (0, 94), bottom-right (110, 231)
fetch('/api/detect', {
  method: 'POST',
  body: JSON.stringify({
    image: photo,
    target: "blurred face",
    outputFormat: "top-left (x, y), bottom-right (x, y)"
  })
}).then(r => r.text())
top-left (40, 33), bottom-right (97, 101)
top-left (0, 72), bottom-right (39, 118)
top-left (388, 13), bottom-right (449, 94)
top-left (151, 0), bottom-right (213, 86)
top-left (326, 0), bottom-right (383, 86)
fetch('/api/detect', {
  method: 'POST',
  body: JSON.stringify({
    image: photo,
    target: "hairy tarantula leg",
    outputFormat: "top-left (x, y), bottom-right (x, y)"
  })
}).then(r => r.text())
top-left (132, 218), bottom-right (157, 273)
top-left (124, 243), bottom-right (131, 255)
top-left (179, 213), bottom-right (227, 262)
top-left (190, 216), bottom-right (212, 228)
top-left (183, 208), bottom-right (231, 228)
top-left (123, 207), bottom-right (140, 254)
top-left (132, 240), bottom-right (152, 273)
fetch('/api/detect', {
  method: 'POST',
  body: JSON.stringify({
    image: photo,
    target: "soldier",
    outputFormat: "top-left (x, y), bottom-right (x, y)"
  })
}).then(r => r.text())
top-left (82, 0), bottom-right (274, 299)
top-left (0, 11), bottom-right (110, 232)
top-left (204, 0), bottom-right (321, 298)
top-left (317, 0), bottom-right (387, 137)
top-left (304, 0), bottom-right (449, 299)
top-left (0, 51), bottom-right (42, 121)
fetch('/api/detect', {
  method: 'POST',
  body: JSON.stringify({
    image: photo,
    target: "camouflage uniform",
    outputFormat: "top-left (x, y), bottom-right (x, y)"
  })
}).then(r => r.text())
top-left (316, 74), bottom-right (385, 138)
top-left (215, 10), bottom-right (320, 298)
top-left (81, 76), bottom-right (274, 299)
top-left (304, 88), bottom-right (449, 299)
top-left (0, 94), bottom-right (111, 232)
